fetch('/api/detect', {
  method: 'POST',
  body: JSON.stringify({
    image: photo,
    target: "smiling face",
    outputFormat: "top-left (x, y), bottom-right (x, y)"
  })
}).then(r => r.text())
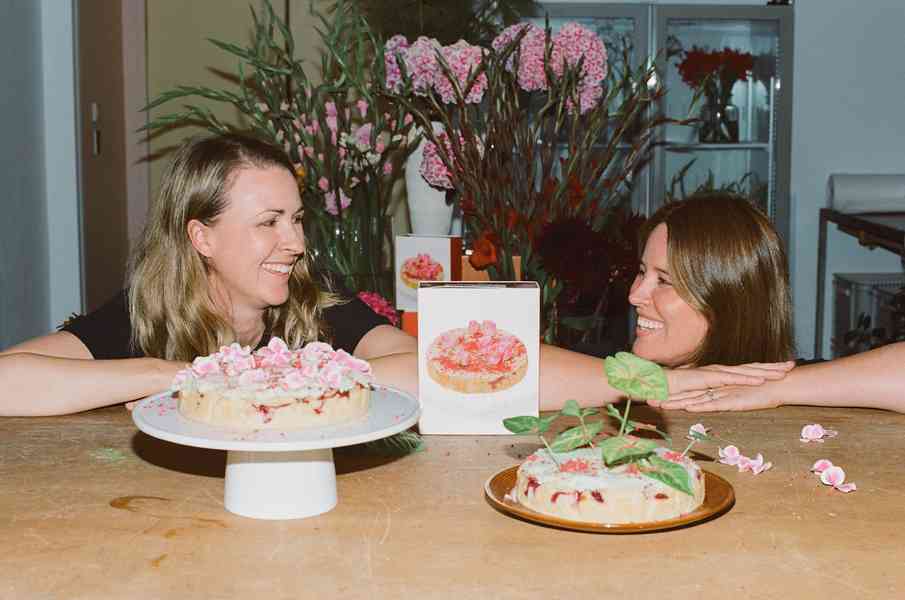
top-left (189, 165), bottom-right (305, 324)
top-left (627, 224), bottom-right (708, 367)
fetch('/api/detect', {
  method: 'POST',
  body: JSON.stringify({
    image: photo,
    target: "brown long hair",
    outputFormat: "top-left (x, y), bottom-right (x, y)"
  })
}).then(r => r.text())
top-left (640, 193), bottom-right (794, 366)
top-left (129, 133), bottom-right (339, 361)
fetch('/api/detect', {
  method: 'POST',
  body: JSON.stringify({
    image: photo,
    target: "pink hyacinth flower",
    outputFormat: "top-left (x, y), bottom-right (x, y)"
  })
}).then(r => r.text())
top-left (819, 465), bottom-right (857, 493)
top-left (718, 445), bottom-right (741, 466)
top-left (800, 423), bottom-right (838, 443)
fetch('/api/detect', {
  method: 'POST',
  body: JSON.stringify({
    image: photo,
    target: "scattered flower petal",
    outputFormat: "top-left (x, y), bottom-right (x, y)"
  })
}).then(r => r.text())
top-left (811, 459), bottom-right (834, 474)
top-left (688, 423), bottom-right (709, 438)
top-left (800, 423), bottom-right (838, 443)
top-left (718, 445), bottom-right (741, 466)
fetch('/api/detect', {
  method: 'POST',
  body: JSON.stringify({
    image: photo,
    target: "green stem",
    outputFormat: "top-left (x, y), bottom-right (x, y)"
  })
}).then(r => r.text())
top-left (618, 398), bottom-right (632, 437)
top-left (681, 439), bottom-right (696, 458)
top-left (539, 434), bottom-right (560, 468)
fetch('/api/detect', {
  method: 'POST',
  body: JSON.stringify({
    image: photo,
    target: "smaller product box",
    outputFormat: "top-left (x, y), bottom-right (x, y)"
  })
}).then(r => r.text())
top-left (417, 282), bottom-right (539, 434)
top-left (395, 235), bottom-right (462, 312)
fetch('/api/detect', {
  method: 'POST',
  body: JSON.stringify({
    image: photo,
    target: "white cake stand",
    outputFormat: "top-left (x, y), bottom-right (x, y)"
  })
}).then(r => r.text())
top-left (132, 385), bottom-right (420, 520)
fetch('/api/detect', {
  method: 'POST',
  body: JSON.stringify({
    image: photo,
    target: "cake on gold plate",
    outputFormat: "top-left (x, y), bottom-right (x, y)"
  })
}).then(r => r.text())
top-left (173, 337), bottom-right (372, 430)
top-left (514, 445), bottom-right (705, 524)
top-left (427, 320), bottom-right (528, 393)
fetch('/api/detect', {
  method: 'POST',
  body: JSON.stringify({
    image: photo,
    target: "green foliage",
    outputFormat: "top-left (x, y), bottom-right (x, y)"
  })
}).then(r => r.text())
top-left (598, 435), bottom-right (657, 465)
top-left (641, 455), bottom-right (694, 496)
top-left (550, 421), bottom-right (604, 453)
top-left (604, 351), bottom-right (668, 402)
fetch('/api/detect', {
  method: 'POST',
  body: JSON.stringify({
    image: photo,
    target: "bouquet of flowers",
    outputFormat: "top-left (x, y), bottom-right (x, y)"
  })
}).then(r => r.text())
top-left (144, 1), bottom-right (416, 301)
top-left (676, 45), bottom-right (754, 143)
top-left (385, 22), bottom-right (677, 343)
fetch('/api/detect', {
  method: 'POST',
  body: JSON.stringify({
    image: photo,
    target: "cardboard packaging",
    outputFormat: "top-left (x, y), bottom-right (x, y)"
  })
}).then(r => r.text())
top-left (394, 235), bottom-right (462, 312)
top-left (417, 282), bottom-right (540, 434)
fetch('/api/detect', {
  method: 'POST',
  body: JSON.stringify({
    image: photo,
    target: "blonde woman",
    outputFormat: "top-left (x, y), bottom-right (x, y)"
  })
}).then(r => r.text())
top-left (0, 134), bottom-right (415, 415)
top-left (0, 135), bottom-right (786, 417)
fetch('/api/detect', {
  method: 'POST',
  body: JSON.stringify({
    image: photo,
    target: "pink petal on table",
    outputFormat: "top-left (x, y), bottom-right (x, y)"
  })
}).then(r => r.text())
top-left (800, 423), bottom-right (838, 443)
top-left (811, 459), bottom-right (834, 474)
top-left (751, 459), bottom-right (773, 475)
top-left (820, 465), bottom-right (846, 487)
top-left (718, 445), bottom-right (741, 466)
top-left (834, 482), bottom-right (857, 493)
top-left (688, 423), bottom-right (709, 439)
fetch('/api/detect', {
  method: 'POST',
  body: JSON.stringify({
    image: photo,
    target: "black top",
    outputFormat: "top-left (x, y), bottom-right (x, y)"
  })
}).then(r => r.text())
top-left (62, 290), bottom-right (390, 360)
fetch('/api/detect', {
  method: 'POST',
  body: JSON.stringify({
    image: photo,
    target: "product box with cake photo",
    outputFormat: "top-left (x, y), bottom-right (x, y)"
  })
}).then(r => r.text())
top-left (394, 235), bottom-right (462, 312)
top-left (417, 282), bottom-right (539, 434)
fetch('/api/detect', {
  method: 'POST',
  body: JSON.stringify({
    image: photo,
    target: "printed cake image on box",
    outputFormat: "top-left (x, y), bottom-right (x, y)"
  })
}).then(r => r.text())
top-left (394, 235), bottom-right (462, 312)
top-left (418, 282), bottom-right (539, 434)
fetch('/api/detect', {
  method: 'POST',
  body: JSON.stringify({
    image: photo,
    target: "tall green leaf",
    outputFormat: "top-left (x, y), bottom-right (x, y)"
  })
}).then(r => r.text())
top-left (604, 352), bottom-right (668, 401)
top-left (599, 435), bottom-right (657, 466)
top-left (642, 455), bottom-right (694, 496)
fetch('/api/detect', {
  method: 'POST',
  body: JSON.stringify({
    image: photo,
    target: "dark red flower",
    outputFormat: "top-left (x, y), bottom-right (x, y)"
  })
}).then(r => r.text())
top-left (470, 231), bottom-right (499, 270)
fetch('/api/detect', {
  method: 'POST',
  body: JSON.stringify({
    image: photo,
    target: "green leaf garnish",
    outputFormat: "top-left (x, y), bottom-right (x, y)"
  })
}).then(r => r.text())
top-left (503, 415), bottom-right (540, 434)
top-left (599, 436), bottom-right (658, 466)
top-left (604, 352), bottom-right (668, 401)
top-left (560, 399), bottom-right (582, 418)
top-left (537, 414), bottom-right (558, 434)
top-left (550, 421), bottom-right (605, 453)
top-left (642, 455), bottom-right (694, 496)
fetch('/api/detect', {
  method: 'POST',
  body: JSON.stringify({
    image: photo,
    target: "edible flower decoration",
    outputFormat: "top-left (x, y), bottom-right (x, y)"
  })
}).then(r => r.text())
top-left (503, 352), bottom-right (697, 496)
top-left (800, 423), bottom-right (838, 443)
top-left (811, 459), bottom-right (857, 493)
top-left (686, 425), bottom-right (772, 476)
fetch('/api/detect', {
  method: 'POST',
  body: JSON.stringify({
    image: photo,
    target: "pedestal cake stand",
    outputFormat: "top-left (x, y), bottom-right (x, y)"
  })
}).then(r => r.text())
top-left (132, 385), bottom-right (420, 520)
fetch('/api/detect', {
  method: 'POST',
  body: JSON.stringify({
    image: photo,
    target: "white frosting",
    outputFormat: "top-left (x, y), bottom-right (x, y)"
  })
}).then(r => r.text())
top-left (515, 446), bottom-right (705, 524)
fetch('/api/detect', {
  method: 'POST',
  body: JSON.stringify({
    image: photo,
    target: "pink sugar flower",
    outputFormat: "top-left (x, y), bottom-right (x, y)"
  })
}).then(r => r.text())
top-left (281, 370), bottom-right (308, 390)
top-left (191, 355), bottom-right (221, 377)
top-left (238, 368), bottom-right (268, 386)
top-left (800, 423), bottom-right (838, 443)
top-left (258, 337), bottom-right (293, 368)
top-left (819, 465), bottom-right (857, 493)
top-left (718, 445), bottom-right (741, 466)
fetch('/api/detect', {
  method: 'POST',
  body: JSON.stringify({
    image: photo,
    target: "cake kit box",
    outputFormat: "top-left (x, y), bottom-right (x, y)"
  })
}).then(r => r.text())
top-left (394, 235), bottom-right (462, 311)
top-left (417, 282), bottom-right (539, 434)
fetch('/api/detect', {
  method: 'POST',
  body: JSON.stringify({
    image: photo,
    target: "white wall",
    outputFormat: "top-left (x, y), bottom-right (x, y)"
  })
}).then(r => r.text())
top-left (790, 0), bottom-right (905, 358)
top-left (0, 1), bottom-right (49, 349)
top-left (0, 0), bottom-right (80, 350)
top-left (42, 0), bottom-right (82, 331)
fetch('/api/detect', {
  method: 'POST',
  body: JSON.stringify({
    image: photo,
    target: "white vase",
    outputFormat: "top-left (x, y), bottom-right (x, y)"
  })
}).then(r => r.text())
top-left (405, 122), bottom-right (454, 236)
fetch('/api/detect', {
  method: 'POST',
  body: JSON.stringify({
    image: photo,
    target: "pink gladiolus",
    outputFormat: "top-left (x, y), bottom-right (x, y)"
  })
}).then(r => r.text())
top-left (800, 423), bottom-right (838, 443)
top-left (318, 177), bottom-right (330, 192)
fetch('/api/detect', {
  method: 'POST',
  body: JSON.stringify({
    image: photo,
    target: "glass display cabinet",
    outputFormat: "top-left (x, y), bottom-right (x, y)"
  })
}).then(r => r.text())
top-left (532, 3), bottom-right (794, 243)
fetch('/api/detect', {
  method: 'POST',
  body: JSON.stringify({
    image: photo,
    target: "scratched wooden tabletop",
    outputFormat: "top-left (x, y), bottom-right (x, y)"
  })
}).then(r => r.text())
top-left (1, 404), bottom-right (902, 599)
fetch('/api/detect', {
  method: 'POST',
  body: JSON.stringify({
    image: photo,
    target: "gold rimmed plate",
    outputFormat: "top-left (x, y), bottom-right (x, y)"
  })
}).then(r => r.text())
top-left (484, 466), bottom-right (734, 534)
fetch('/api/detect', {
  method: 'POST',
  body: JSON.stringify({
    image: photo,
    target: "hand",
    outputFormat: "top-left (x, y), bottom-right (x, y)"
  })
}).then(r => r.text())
top-left (653, 361), bottom-right (794, 408)
top-left (652, 383), bottom-right (783, 412)
top-left (124, 359), bottom-right (190, 412)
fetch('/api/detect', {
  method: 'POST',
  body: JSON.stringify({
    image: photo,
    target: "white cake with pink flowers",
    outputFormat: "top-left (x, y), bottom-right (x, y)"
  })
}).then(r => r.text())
top-left (515, 446), bottom-right (705, 524)
top-left (173, 338), bottom-right (373, 430)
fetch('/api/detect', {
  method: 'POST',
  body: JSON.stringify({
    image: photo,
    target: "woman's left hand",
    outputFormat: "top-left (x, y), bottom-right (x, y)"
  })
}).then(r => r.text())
top-left (654, 383), bottom-right (782, 412)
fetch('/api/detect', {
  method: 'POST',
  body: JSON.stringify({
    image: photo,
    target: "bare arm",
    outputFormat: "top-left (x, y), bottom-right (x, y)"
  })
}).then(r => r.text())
top-left (0, 332), bottom-right (186, 416)
top-left (539, 344), bottom-right (794, 411)
top-left (654, 342), bottom-right (905, 413)
top-left (352, 324), bottom-right (418, 399)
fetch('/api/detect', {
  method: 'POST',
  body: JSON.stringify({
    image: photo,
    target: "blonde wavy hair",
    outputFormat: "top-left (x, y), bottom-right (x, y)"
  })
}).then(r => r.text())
top-left (129, 133), bottom-right (339, 361)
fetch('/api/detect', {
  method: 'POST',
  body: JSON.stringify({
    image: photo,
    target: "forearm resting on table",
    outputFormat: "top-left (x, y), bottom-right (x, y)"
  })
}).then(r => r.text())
top-left (539, 344), bottom-right (622, 411)
top-left (775, 343), bottom-right (905, 413)
top-left (367, 351), bottom-right (418, 400)
top-left (0, 353), bottom-right (177, 416)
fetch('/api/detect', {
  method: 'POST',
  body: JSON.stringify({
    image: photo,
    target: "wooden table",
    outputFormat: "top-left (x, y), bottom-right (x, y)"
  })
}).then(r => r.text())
top-left (815, 208), bottom-right (905, 359)
top-left (2, 405), bottom-right (903, 599)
